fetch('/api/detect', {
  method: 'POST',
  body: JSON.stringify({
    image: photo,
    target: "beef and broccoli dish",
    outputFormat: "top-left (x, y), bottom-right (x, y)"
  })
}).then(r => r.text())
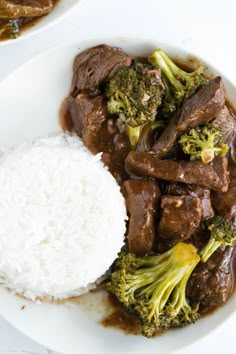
top-left (61, 44), bottom-right (236, 337)
top-left (0, 0), bottom-right (58, 40)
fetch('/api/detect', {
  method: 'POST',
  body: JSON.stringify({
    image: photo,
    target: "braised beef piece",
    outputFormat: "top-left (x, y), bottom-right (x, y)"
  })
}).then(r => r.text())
top-left (102, 147), bottom-right (129, 185)
top-left (158, 195), bottom-right (202, 244)
top-left (168, 183), bottom-right (214, 220)
top-left (212, 163), bottom-right (236, 227)
top-left (209, 105), bottom-right (236, 145)
top-left (211, 125), bottom-right (236, 220)
top-left (69, 94), bottom-right (108, 153)
top-left (0, 0), bottom-right (53, 19)
top-left (69, 93), bottom-right (130, 184)
top-left (187, 247), bottom-right (236, 312)
top-left (71, 45), bottom-right (132, 96)
top-left (122, 179), bottom-right (161, 256)
top-left (209, 105), bottom-right (236, 163)
top-left (125, 151), bottom-right (229, 192)
top-left (230, 130), bottom-right (236, 164)
top-left (152, 77), bottom-right (225, 158)
top-left (101, 120), bottom-right (130, 184)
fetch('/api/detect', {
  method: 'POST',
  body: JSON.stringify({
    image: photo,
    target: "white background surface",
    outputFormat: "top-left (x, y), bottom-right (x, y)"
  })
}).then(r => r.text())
top-left (0, 0), bottom-right (236, 353)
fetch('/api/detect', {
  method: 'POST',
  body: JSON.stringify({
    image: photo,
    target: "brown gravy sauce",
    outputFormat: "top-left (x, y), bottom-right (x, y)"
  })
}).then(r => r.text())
top-left (99, 293), bottom-right (140, 335)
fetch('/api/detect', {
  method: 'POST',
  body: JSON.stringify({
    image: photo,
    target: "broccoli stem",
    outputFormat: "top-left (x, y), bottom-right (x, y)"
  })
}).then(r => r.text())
top-left (149, 50), bottom-right (185, 99)
top-left (165, 262), bottom-right (199, 324)
top-left (200, 216), bottom-right (236, 263)
top-left (148, 49), bottom-right (207, 117)
top-left (200, 236), bottom-right (220, 263)
top-left (127, 125), bottom-right (143, 149)
top-left (128, 119), bottom-right (166, 151)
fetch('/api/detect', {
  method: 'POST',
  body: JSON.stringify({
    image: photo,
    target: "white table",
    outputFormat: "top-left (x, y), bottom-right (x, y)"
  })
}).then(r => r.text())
top-left (0, 0), bottom-right (236, 353)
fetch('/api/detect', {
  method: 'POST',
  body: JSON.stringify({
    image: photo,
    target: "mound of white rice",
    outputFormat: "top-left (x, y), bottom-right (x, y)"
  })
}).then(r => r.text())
top-left (0, 134), bottom-right (127, 301)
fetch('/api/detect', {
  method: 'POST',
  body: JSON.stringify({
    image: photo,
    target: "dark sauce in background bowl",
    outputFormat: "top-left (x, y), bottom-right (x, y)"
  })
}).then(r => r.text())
top-left (0, 0), bottom-right (60, 41)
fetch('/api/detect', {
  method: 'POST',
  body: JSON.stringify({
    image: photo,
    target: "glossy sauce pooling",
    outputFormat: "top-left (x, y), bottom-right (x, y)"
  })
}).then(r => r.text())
top-left (99, 293), bottom-right (140, 335)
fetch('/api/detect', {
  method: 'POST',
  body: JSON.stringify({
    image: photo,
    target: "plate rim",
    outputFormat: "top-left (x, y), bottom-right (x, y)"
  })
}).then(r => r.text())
top-left (0, 36), bottom-right (236, 354)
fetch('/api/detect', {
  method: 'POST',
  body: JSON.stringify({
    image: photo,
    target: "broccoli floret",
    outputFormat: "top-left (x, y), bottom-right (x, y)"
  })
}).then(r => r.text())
top-left (148, 49), bottom-right (207, 117)
top-left (178, 126), bottom-right (229, 164)
top-left (200, 216), bottom-right (236, 263)
top-left (106, 61), bottom-right (164, 148)
top-left (107, 242), bottom-right (200, 337)
top-left (0, 20), bottom-right (20, 39)
top-left (106, 61), bottom-right (163, 127)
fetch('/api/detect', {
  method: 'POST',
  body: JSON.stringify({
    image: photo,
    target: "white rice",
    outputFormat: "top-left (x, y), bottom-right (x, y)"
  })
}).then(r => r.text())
top-left (0, 133), bottom-right (127, 301)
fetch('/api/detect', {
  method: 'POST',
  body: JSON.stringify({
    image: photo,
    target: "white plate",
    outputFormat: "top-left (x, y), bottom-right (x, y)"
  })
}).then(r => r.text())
top-left (0, 38), bottom-right (235, 354)
top-left (0, 0), bottom-right (83, 45)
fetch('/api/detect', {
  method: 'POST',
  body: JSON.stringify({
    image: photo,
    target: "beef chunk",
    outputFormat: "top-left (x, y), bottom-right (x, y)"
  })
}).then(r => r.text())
top-left (152, 77), bottom-right (225, 157)
top-left (102, 148), bottom-right (129, 185)
top-left (0, 0), bottom-right (53, 19)
top-left (125, 151), bottom-right (229, 192)
top-left (230, 130), bottom-right (236, 164)
top-left (168, 184), bottom-right (214, 220)
top-left (212, 163), bottom-right (236, 227)
top-left (158, 195), bottom-right (202, 243)
top-left (69, 94), bottom-right (130, 184)
top-left (211, 117), bottom-right (236, 226)
top-left (69, 94), bottom-right (109, 153)
top-left (122, 179), bottom-right (161, 256)
top-left (71, 45), bottom-right (132, 96)
top-left (187, 247), bottom-right (236, 312)
top-left (209, 105), bottom-right (236, 145)
top-left (101, 120), bottom-right (130, 184)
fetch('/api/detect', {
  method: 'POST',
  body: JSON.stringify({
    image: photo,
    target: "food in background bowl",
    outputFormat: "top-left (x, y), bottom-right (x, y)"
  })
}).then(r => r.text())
top-left (60, 44), bottom-right (236, 337)
top-left (0, 0), bottom-right (80, 42)
top-left (0, 0), bottom-right (56, 40)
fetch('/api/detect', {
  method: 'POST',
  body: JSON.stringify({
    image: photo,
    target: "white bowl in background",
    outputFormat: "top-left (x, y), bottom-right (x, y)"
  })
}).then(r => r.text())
top-left (0, 0), bottom-right (84, 45)
top-left (0, 38), bottom-right (235, 354)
